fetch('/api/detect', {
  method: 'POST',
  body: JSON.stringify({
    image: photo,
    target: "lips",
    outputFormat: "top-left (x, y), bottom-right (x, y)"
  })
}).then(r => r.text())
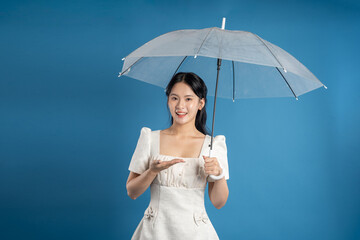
top-left (176, 111), bottom-right (187, 117)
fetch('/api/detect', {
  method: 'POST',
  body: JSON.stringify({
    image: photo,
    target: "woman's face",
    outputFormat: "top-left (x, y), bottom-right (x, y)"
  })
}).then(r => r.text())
top-left (168, 82), bottom-right (205, 126)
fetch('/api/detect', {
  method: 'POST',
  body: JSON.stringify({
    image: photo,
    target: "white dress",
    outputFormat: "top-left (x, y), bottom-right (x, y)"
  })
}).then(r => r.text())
top-left (128, 127), bottom-right (230, 240)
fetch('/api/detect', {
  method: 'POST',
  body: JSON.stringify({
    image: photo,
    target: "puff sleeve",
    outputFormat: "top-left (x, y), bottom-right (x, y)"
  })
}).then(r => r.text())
top-left (207, 135), bottom-right (230, 182)
top-left (128, 127), bottom-right (152, 174)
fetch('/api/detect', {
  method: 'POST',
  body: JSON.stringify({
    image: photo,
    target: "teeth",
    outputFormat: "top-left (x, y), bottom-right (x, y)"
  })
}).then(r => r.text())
top-left (177, 112), bottom-right (187, 115)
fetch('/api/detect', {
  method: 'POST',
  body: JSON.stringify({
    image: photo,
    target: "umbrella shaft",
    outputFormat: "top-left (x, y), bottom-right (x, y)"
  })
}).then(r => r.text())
top-left (210, 58), bottom-right (222, 155)
top-left (217, 59), bottom-right (222, 70)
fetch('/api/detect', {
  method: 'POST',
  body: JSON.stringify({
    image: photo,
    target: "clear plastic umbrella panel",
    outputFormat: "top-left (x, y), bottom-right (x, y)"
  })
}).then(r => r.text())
top-left (118, 19), bottom-right (326, 152)
top-left (119, 27), bottom-right (326, 100)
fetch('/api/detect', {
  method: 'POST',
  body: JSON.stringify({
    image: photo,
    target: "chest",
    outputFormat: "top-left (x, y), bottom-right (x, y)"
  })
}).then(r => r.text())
top-left (159, 132), bottom-right (206, 159)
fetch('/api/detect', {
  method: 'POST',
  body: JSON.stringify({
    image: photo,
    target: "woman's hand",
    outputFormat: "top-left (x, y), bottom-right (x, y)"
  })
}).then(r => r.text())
top-left (127, 158), bottom-right (185, 200)
top-left (203, 155), bottom-right (222, 176)
top-left (149, 158), bottom-right (185, 174)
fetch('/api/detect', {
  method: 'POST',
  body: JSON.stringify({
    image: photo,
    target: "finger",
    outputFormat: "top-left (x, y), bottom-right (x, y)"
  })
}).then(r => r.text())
top-left (160, 159), bottom-right (185, 167)
top-left (206, 170), bottom-right (219, 176)
top-left (202, 155), bottom-right (208, 161)
top-left (204, 162), bottom-right (216, 168)
top-left (204, 157), bottom-right (215, 163)
top-left (168, 158), bottom-right (185, 164)
top-left (205, 168), bottom-right (219, 175)
top-left (205, 166), bottom-right (216, 171)
top-left (173, 158), bottom-right (185, 162)
top-left (169, 159), bottom-right (185, 166)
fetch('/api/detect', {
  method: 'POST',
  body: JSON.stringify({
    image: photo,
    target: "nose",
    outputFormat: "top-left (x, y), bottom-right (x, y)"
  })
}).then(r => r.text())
top-left (176, 98), bottom-right (185, 108)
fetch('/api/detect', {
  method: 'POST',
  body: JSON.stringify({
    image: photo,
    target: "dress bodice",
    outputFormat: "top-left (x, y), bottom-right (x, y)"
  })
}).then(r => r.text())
top-left (129, 127), bottom-right (229, 185)
top-left (151, 129), bottom-right (211, 188)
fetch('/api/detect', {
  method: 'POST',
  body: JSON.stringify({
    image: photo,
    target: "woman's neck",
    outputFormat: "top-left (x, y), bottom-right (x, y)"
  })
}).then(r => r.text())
top-left (168, 123), bottom-right (200, 137)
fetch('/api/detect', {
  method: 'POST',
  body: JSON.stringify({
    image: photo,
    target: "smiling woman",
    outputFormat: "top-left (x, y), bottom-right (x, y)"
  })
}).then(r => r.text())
top-left (126, 72), bottom-right (229, 240)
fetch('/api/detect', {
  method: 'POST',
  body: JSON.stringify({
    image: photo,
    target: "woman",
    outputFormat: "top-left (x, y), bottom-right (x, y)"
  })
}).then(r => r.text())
top-left (126, 72), bottom-right (229, 239)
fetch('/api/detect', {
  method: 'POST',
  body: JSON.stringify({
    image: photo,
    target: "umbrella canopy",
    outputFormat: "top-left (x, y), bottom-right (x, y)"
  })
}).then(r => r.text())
top-left (119, 26), bottom-right (326, 100)
top-left (118, 19), bottom-right (326, 159)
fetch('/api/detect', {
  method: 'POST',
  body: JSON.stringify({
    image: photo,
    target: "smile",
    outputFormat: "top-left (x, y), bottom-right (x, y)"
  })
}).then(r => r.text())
top-left (176, 112), bottom-right (187, 118)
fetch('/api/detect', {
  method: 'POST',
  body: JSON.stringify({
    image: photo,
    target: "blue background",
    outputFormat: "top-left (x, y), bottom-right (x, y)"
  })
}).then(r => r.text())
top-left (1, 0), bottom-right (359, 239)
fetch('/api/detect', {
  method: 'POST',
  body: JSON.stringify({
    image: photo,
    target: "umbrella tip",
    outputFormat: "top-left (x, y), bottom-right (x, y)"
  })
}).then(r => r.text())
top-left (296, 97), bottom-right (299, 100)
top-left (221, 17), bottom-right (226, 29)
top-left (323, 85), bottom-right (328, 89)
top-left (122, 57), bottom-right (125, 61)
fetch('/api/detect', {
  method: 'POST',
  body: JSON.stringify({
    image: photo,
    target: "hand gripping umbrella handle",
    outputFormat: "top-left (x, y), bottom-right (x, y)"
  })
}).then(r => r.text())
top-left (208, 154), bottom-right (225, 181)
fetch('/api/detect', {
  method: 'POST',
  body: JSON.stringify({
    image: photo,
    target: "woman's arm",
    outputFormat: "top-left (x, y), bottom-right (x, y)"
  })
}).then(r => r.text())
top-left (203, 155), bottom-right (229, 209)
top-left (126, 169), bottom-right (158, 200)
top-left (126, 158), bottom-right (185, 200)
top-left (208, 179), bottom-right (229, 209)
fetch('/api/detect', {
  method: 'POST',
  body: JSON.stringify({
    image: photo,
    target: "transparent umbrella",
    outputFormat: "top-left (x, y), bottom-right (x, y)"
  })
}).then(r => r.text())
top-left (118, 18), bottom-right (326, 152)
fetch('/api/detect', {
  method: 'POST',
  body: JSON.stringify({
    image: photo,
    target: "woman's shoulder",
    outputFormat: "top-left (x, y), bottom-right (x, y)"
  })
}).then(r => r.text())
top-left (138, 127), bottom-right (154, 136)
top-left (214, 134), bottom-right (226, 141)
top-left (140, 126), bottom-right (151, 131)
top-left (208, 133), bottom-right (226, 141)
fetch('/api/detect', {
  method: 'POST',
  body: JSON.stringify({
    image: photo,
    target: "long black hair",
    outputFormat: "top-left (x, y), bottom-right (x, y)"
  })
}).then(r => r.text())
top-left (165, 72), bottom-right (210, 135)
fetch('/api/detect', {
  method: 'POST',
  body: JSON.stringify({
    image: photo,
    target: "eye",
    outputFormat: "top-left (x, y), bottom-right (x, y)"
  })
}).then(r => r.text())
top-left (171, 97), bottom-right (177, 100)
top-left (186, 98), bottom-right (192, 101)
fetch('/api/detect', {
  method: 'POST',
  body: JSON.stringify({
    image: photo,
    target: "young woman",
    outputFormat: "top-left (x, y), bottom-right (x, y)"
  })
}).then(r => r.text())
top-left (126, 72), bottom-right (229, 240)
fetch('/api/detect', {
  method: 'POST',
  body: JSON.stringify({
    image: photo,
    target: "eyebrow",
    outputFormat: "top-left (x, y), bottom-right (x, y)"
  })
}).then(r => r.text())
top-left (170, 93), bottom-right (194, 97)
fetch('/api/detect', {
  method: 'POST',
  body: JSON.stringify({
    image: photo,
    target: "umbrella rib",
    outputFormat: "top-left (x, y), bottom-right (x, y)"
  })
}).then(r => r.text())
top-left (194, 28), bottom-right (213, 57)
top-left (172, 56), bottom-right (187, 77)
top-left (118, 57), bottom-right (143, 77)
top-left (276, 67), bottom-right (298, 99)
top-left (252, 33), bottom-right (285, 70)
